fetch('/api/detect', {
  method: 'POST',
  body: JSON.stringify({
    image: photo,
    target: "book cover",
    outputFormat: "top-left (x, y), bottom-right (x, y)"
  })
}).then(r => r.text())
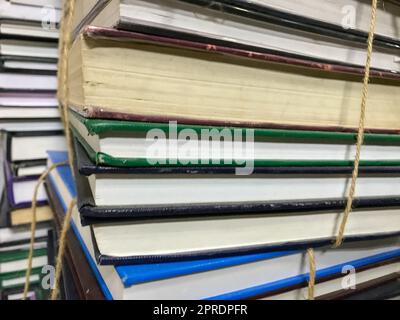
top-left (181, 0), bottom-right (400, 49)
top-left (71, 138), bottom-right (400, 224)
top-left (3, 159), bottom-right (47, 209)
top-left (72, 110), bottom-right (400, 168)
top-left (69, 26), bottom-right (400, 134)
top-left (45, 154), bottom-right (400, 299)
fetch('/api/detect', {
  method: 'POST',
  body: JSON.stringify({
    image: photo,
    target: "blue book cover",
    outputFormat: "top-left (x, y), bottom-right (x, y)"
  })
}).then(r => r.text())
top-left (47, 151), bottom-right (297, 296)
top-left (47, 151), bottom-right (400, 300)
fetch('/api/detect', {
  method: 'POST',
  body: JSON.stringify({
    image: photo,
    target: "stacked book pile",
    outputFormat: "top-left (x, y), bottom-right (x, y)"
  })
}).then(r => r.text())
top-left (0, 0), bottom-right (66, 299)
top-left (0, 224), bottom-right (52, 300)
top-left (47, 0), bottom-right (400, 300)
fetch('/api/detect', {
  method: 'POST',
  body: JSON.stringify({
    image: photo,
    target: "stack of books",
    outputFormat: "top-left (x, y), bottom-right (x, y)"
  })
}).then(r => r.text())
top-left (48, 0), bottom-right (400, 299)
top-left (0, 0), bottom-right (66, 299)
top-left (0, 226), bottom-right (52, 300)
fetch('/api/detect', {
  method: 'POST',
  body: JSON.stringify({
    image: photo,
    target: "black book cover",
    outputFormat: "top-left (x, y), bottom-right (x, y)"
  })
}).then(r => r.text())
top-left (0, 55), bottom-right (57, 65)
top-left (73, 136), bottom-right (400, 226)
top-left (0, 188), bottom-right (9, 228)
top-left (5, 130), bottom-right (64, 163)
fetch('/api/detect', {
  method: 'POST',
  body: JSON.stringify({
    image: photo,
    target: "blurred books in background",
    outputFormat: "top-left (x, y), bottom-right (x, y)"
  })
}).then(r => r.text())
top-left (42, 0), bottom-right (400, 300)
top-left (0, 0), bottom-right (65, 300)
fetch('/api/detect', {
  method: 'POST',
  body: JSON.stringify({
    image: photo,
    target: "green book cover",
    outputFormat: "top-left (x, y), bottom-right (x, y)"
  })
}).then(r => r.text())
top-left (0, 267), bottom-right (42, 290)
top-left (71, 111), bottom-right (400, 168)
top-left (0, 248), bottom-right (47, 264)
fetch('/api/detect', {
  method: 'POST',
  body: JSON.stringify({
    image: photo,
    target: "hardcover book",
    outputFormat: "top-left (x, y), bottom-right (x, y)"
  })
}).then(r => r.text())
top-left (4, 130), bottom-right (66, 162)
top-left (45, 155), bottom-right (400, 299)
top-left (0, 247), bottom-right (48, 275)
top-left (2, 139), bottom-right (57, 226)
top-left (72, 137), bottom-right (400, 223)
top-left (71, 0), bottom-right (400, 72)
top-left (70, 110), bottom-right (400, 168)
top-left (48, 151), bottom-right (400, 265)
top-left (69, 26), bottom-right (400, 133)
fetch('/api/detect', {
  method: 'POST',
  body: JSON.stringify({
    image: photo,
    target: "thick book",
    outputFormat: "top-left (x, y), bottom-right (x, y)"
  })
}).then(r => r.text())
top-left (48, 151), bottom-right (400, 264)
top-left (45, 159), bottom-right (400, 299)
top-left (71, 110), bottom-right (400, 168)
top-left (69, 26), bottom-right (400, 133)
top-left (71, 0), bottom-right (400, 72)
top-left (72, 137), bottom-right (400, 223)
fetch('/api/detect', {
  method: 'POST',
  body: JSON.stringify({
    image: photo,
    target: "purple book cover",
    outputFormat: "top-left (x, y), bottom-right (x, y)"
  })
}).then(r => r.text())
top-left (3, 160), bottom-right (47, 209)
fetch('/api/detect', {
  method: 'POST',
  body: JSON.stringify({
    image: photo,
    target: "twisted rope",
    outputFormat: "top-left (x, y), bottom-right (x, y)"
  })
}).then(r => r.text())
top-left (307, 0), bottom-right (378, 300)
top-left (334, 0), bottom-right (378, 248)
top-left (23, 161), bottom-right (68, 300)
top-left (307, 248), bottom-right (316, 300)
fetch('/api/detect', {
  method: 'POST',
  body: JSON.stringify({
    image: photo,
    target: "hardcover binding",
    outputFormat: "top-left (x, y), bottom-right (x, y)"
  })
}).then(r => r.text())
top-left (181, 0), bottom-right (400, 50)
top-left (249, 256), bottom-right (400, 300)
top-left (83, 26), bottom-right (400, 81)
top-left (3, 159), bottom-right (47, 209)
top-left (4, 130), bottom-right (64, 163)
top-left (70, 27), bottom-right (400, 134)
top-left (94, 232), bottom-right (400, 265)
top-left (72, 137), bottom-right (400, 225)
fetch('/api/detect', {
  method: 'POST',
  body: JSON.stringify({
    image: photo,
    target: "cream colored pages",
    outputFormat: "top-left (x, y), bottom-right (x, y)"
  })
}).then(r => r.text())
top-left (93, 209), bottom-right (400, 257)
top-left (70, 36), bottom-right (400, 131)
